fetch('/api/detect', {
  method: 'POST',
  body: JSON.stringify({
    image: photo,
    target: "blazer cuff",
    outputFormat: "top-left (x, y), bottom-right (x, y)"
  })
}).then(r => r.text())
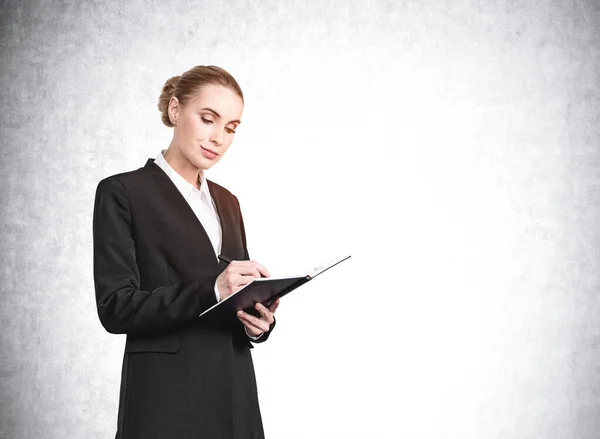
top-left (245, 327), bottom-right (264, 340)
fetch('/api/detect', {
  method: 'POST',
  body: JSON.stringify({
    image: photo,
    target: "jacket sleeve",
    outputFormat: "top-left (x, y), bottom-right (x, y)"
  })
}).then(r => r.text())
top-left (236, 196), bottom-right (276, 343)
top-left (93, 177), bottom-right (218, 335)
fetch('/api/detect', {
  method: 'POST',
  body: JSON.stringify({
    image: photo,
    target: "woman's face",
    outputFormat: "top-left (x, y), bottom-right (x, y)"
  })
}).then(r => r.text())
top-left (169, 84), bottom-right (243, 170)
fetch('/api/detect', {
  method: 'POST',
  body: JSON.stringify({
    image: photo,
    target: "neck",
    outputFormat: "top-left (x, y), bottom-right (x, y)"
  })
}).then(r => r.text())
top-left (163, 145), bottom-right (201, 190)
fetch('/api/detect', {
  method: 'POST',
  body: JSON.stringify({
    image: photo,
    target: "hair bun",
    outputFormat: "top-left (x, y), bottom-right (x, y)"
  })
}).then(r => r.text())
top-left (157, 66), bottom-right (244, 129)
top-left (158, 75), bottom-right (181, 127)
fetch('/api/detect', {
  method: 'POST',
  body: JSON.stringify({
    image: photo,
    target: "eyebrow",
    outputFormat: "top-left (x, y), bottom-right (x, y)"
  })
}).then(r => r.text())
top-left (201, 107), bottom-right (241, 125)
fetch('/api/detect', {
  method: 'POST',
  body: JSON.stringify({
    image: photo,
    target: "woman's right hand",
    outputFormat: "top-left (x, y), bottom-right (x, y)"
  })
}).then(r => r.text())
top-left (216, 260), bottom-right (270, 301)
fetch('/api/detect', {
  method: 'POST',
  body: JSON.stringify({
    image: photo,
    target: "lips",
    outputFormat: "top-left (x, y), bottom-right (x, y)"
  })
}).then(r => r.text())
top-left (201, 146), bottom-right (218, 158)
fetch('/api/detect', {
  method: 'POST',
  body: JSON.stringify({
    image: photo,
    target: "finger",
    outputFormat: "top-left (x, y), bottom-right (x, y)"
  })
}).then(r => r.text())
top-left (222, 275), bottom-right (255, 297)
top-left (268, 299), bottom-right (280, 314)
top-left (230, 261), bottom-right (270, 279)
top-left (252, 261), bottom-right (270, 278)
top-left (237, 313), bottom-right (269, 334)
top-left (231, 274), bottom-right (257, 288)
top-left (238, 310), bottom-right (269, 329)
top-left (237, 311), bottom-right (270, 333)
top-left (236, 314), bottom-right (265, 336)
top-left (254, 303), bottom-right (274, 324)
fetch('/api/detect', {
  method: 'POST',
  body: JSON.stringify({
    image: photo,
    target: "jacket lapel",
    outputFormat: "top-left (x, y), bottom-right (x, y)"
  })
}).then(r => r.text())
top-left (142, 159), bottom-right (240, 271)
top-left (207, 180), bottom-right (238, 263)
top-left (142, 159), bottom-right (221, 264)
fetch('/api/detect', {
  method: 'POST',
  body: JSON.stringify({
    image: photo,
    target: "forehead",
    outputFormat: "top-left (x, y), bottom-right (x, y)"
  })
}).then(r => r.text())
top-left (187, 84), bottom-right (243, 121)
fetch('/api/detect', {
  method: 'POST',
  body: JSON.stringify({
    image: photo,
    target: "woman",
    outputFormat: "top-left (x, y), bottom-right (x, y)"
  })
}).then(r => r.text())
top-left (93, 65), bottom-right (279, 439)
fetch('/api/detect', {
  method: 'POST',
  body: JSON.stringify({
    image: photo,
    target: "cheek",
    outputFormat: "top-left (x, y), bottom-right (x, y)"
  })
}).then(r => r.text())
top-left (183, 118), bottom-right (208, 139)
top-left (188, 120), bottom-right (203, 137)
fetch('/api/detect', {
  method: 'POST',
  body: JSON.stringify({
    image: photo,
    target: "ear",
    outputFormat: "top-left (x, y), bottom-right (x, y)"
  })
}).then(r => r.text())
top-left (168, 96), bottom-right (180, 126)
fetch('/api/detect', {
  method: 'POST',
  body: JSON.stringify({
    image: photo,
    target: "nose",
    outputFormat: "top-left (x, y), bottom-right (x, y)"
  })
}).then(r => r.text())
top-left (209, 127), bottom-right (224, 146)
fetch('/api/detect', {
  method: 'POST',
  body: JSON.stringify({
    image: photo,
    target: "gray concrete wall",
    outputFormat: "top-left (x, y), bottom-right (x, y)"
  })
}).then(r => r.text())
top-left (1, 1), bottom-right (599, 438)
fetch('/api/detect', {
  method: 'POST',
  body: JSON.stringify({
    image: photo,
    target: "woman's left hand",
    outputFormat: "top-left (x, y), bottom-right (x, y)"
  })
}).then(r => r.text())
top-left (237, 299), bottom-right (280, 337)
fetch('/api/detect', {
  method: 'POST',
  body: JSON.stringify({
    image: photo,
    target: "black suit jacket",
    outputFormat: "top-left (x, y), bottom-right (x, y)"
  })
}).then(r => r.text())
top-left (93, 158), bottom-right (274, 439)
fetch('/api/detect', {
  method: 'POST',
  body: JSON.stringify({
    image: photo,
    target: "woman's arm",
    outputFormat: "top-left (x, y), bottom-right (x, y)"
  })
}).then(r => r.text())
top-left (93, 177), bottom-right (218, 334)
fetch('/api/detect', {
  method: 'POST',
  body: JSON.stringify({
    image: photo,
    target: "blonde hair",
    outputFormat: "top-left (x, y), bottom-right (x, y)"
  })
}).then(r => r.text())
top-left (157, 65), bottom-right (244, 127)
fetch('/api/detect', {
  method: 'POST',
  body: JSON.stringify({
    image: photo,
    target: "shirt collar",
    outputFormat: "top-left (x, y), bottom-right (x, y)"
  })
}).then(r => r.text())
top-left (154, 149), bottom-right (212, 202)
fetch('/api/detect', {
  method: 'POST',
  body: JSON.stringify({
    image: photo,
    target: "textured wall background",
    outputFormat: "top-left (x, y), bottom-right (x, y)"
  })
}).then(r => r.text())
top-left (1, 0), bottom-right (599, 438)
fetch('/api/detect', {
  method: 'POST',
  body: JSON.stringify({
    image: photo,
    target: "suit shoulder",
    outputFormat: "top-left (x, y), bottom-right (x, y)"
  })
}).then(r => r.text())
top-left (96, 166), bottom-right (150, 191)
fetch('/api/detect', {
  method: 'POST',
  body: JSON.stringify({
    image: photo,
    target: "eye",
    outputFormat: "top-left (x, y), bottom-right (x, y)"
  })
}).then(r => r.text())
top-left (225, 127), bottom-right (236, 134)
top-left (201, 116), bottom-right (214, 125)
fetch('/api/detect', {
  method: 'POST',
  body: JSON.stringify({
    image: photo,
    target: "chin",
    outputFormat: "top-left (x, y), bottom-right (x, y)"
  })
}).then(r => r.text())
top-left (193, 155), bottom-right (217, 170)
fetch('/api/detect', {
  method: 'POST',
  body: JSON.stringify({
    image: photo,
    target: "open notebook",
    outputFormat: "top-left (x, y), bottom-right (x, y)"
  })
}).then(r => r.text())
top-left (198, 255), bottom-right (351, 318)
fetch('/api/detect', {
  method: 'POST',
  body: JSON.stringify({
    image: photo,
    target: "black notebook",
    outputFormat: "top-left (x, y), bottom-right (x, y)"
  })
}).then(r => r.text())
top-left (198, 255), bottom-right (351, 318)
